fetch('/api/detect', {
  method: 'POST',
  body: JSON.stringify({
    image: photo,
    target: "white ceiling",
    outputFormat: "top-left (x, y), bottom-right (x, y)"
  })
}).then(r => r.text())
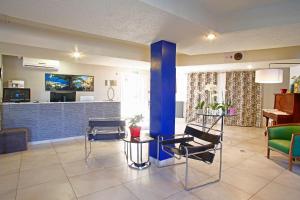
top-left (0, 0), bottom-right (300, 56)
top-left (193, 0), bottom-right (283, 15)
top-left (0, 42), bottom-right (150, 70)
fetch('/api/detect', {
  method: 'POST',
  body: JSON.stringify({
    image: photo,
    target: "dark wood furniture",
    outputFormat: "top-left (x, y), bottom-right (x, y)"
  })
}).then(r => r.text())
top-left (263, 93), bottom-right (300, 127)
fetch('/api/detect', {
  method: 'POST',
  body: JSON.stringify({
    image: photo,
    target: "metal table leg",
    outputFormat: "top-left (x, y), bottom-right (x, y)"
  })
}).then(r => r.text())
top-left (128, 142), bottom-right (151, 170)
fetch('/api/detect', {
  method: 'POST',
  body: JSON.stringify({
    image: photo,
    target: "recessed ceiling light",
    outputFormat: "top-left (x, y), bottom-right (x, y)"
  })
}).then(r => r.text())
top-left (71, 51), bottom-right (81, 59)
top-left (70, 47), bottom-right (83, 59)
top-left (205, 33), bottom-right (216, 41)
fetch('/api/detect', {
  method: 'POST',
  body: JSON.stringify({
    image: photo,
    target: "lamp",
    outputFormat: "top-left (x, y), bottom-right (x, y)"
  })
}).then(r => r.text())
top-left (255, 63), bottom-right (300, 84)
top-left (105, 80), bottom-right (117, 101)
top-left (255, 63), bottom-right (284, 84)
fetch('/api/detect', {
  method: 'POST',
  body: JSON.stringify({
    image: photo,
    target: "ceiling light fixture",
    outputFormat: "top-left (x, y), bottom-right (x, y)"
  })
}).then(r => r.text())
top-left (255, 63), bottom-right (286, 84)
top-left (247, 64), bottom-right (253, 69)
top-left (71, 51), bottom-right (81, 59)
top-left (206, 33), bottom-right (216, 41)
top-left (255, 69), bottom-right (283, 84)
top-left (255, 62), bottom-right (300, 84)
top-left (70, 47), bottom-right (82, 59)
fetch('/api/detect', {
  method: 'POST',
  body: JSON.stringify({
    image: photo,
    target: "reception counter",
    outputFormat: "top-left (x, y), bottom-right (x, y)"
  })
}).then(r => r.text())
top-left (1, 101), bottom-right (120, 141)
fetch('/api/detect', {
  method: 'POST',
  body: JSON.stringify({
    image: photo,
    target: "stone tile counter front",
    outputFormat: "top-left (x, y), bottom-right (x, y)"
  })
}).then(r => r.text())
top-left (1, 102), bottom-right (120, 141)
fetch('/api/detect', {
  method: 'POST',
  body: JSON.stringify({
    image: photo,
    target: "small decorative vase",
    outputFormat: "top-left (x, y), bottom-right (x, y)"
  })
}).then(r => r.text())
top-left (211, 110), bottom-right (217, 115)
top-left (196, 109), bottom-right (203, 114)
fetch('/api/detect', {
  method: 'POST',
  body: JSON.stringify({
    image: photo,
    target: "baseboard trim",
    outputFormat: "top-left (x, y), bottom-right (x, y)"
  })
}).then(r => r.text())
top-left (29, 136), bottom-right (84, 144)
top-left (150, 157), bottom-right (175, 167)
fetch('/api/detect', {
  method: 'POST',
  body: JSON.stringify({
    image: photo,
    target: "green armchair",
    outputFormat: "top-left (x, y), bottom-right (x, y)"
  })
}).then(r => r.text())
top-left (267, 124), bottom-right (300, 171)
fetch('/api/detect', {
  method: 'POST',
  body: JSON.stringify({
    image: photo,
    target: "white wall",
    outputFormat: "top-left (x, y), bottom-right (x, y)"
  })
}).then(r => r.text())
top-left (3, 55), bottom-right (149, 102)
top-left (176, 72), bottom-right (187, 102)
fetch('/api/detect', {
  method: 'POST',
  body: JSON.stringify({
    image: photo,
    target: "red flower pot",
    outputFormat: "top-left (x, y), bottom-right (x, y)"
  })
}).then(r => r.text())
top-left (130, 126), bottom-right (141, 138)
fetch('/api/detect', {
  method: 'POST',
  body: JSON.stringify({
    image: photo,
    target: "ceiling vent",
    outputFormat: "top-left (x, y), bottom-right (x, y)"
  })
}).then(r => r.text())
top-left (23, 57), bottom-right (60, 71)
top-left (224, 52), bottom-right (244, 62)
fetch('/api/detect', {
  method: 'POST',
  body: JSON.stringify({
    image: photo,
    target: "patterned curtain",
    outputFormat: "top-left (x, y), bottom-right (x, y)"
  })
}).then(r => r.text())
top-left (186, 72), bottom-right (217, 122)
top-left (225, 71), bottom-right (263, 127)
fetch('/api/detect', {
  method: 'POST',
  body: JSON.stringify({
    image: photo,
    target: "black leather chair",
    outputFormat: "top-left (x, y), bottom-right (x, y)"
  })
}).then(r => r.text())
top-left (157, 125), bottom-right (222, 190)
top-left (85, 118), bottom-right (126, 159)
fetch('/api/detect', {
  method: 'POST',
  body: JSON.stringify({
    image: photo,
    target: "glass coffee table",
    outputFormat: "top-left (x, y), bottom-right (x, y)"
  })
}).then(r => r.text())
top-left (123, 134), bottom-right (154, 170)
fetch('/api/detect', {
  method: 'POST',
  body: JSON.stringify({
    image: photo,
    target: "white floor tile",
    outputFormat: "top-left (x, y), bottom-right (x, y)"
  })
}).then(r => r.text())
top-left (18, 164), bottom-right (66, 189)
top-left (1, 124), bottom-right (300, 200)
top-left (256, 182), bottom-right (300, 200)
top-left (16, 178), bottom-right (76, 200)
top-left (192, 182), bottom-right (251, 200)
top-left (0, 173), bottom-right (19, 195)
top-left (165, 191), bottom-right (199, 200)
top-left (78, 185), bottom-right (138, 200)
top-left (69, 169), bottom-right (122, 197)
top-left (21, 154), bottom-right (60, 171)
top-left (62, 158), bottom-right (104, 177)
top-left (273, 170), bottom-right (300, 190)
top-left (124, 173), bottom-right (183, 200)
top-left (220, 167), bottom-right (270, 195)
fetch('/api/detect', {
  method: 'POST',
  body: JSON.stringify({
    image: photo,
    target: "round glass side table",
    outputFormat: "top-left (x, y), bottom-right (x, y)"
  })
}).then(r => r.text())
top-left (122, 134), bottom-right (154, 170)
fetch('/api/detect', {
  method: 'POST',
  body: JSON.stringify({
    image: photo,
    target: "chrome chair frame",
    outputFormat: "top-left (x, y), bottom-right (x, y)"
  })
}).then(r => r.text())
top-left (156, 125), bottom-right (223, 190)
top-left (85, 118), bottom-right (125, 160)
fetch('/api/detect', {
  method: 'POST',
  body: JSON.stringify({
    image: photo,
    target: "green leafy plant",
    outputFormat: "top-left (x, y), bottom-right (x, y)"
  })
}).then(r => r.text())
top-left (217, 101), bottom-right (233, 112)
top-left (209, 102), bottom-right (219, 110)
top-left (195, 100), bottom-right (205, 110)
top-left (128, 114), bottom-right (143, 128)
top-left (225, 100), bottom-right (233, 110)
top-left (217, 104), bottom-right (225, 112)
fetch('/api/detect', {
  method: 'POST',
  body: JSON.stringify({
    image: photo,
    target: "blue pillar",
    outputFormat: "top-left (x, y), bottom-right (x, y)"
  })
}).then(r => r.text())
top-left (149, 40), bottom-right (176, 161)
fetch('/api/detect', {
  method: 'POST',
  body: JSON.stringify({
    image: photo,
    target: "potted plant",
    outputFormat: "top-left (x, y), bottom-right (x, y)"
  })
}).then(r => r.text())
top-left (218, 101), bottom-right (235, 115)
top-left (128, 114), bottom-right (143, 138)
top-left (195, 100), bottom-right (205, 114)
top-left (218, 101), bottom-right (230, 113)
top-left (217, 103), bottom-right (226, 114)
top-left (209, 102), bottom-right (220, 114)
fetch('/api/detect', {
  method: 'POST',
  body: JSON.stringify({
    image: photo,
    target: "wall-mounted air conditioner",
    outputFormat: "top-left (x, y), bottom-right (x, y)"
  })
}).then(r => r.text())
top-left (23, 57), bottom-right (60, 71)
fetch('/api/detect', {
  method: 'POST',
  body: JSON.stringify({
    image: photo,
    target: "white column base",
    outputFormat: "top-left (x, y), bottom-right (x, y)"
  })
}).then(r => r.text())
top-left (150, 156), bottom-right (175, 167)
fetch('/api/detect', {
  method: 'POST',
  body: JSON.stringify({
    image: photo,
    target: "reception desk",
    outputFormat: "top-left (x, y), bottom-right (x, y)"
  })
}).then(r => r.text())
top-left (1, 101), bottom-right (120, 141)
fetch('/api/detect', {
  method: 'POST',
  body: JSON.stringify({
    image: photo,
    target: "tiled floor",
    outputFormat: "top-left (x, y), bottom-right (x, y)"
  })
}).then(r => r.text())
top-left (1, 120), bottom-right (300, 200)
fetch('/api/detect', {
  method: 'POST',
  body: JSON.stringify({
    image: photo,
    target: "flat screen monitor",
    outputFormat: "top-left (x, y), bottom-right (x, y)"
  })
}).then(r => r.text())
top-left (3, 88), bottom-right (31, 103)
top-left (50, 91), bottom-right (76, 102)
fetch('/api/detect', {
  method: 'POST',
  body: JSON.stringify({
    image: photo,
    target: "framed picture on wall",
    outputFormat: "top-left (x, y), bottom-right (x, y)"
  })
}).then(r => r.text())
top-left (45, 73), bottom-right (94, 91)
top-left (71, 75), bottom-right (94, 91)
top-left (45, 73), bottom-right (71, 91)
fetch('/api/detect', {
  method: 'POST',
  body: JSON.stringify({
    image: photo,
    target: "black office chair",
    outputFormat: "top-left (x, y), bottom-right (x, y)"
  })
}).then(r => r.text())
top-left (85, 118), bottom-right (126, 160)
top-left (157, 125), bottom-right (222, 190)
